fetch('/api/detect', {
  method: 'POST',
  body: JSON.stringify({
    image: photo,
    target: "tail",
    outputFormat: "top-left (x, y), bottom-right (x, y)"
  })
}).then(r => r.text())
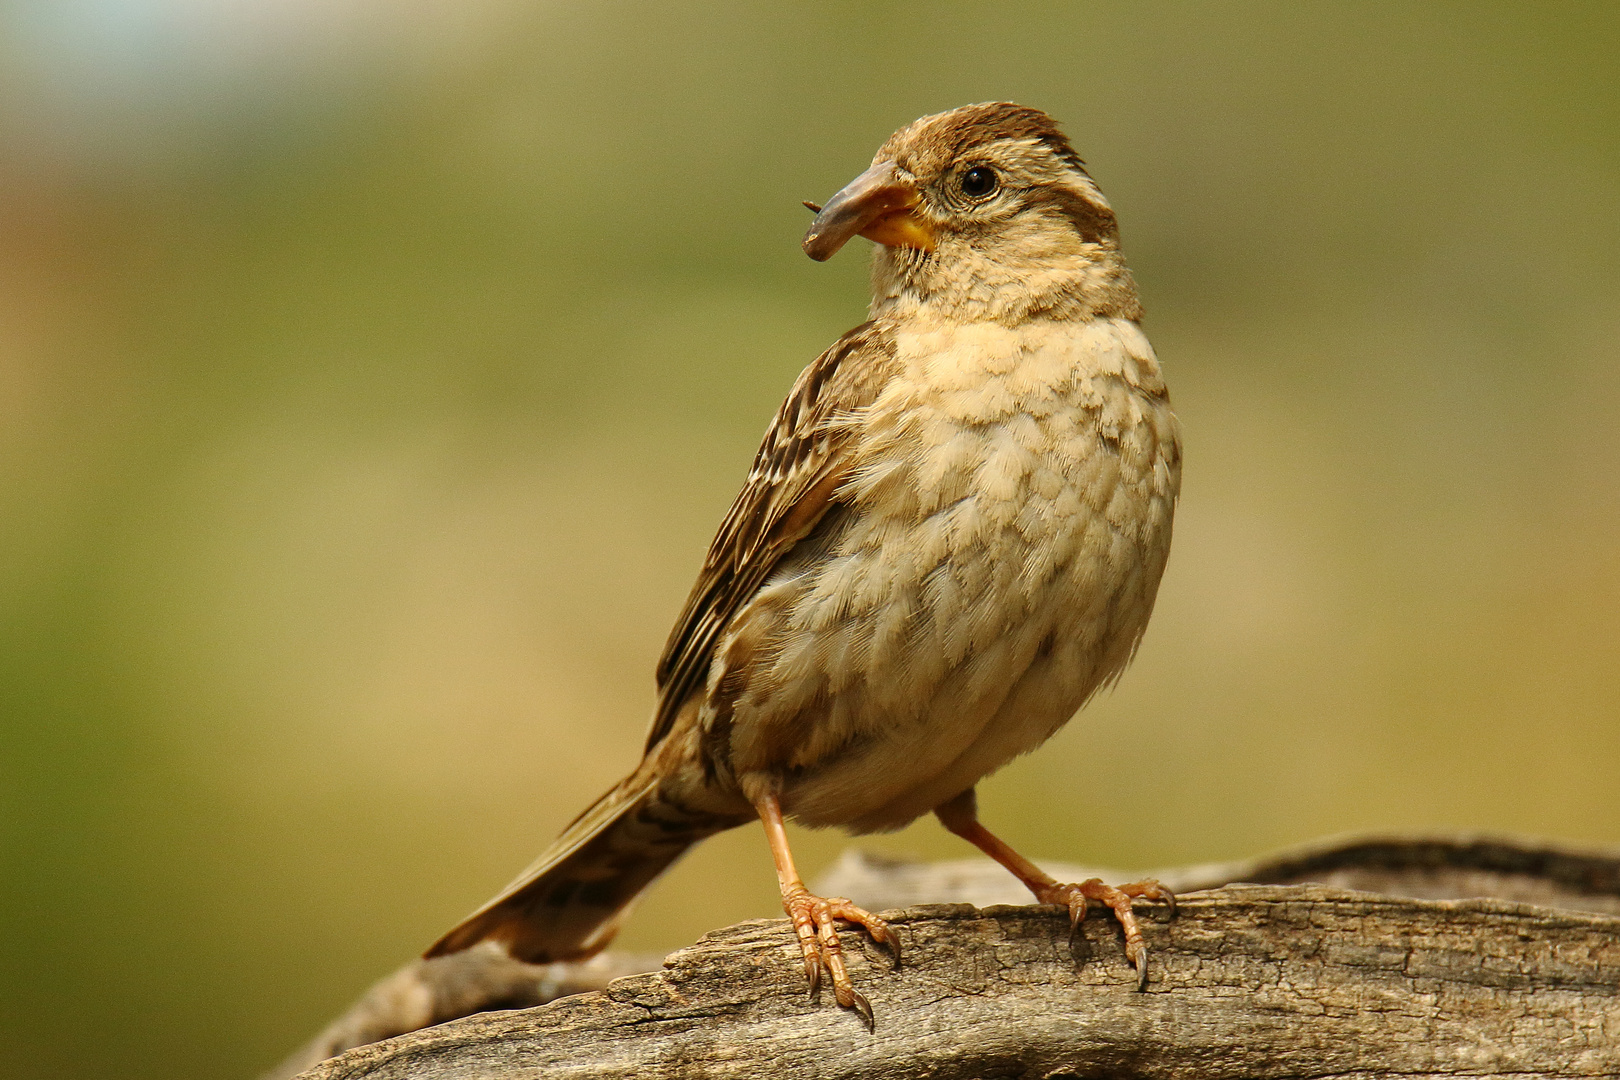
top-left (425, 775), bottom-right (744, 963)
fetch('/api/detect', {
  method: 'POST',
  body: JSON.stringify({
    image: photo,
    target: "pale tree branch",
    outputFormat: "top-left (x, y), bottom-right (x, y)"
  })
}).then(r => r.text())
top-left (271, 833), bottom-right (1620, 1080)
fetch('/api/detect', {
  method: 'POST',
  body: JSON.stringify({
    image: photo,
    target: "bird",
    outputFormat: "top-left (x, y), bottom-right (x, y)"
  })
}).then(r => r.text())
top-left (426, 102), bottom-right (1182, 1024)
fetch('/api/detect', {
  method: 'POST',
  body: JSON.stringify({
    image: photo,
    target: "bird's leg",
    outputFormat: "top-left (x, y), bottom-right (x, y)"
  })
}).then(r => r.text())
top-left (934, 788), bottom-right (1174, 991)
top-left (755, 792), bottom-right (899, 1027)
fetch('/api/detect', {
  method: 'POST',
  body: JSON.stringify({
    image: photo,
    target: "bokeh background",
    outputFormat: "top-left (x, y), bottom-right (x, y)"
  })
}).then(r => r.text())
top-left (2, 2), bottom-right (1617, 1076)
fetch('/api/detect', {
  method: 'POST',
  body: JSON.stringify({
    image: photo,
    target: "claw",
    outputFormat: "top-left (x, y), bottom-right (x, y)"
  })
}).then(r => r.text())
top-left (1066, 894), bottom-right (1088, 943)
top-left (867, 919), bottom-right (903, 970)
top-left (846, 988), bottom-right (875, 1031)
top-left (1133, 947), bottom-right (1149, 992)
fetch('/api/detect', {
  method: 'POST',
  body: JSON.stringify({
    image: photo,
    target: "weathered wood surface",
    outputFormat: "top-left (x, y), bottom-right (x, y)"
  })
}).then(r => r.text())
top-left (264, 948), bottom-right (662, 1080)
top-left (277, 833), bottom-right (1620, 1080)
top-left (299, 885), bottom-right (1620, 1079)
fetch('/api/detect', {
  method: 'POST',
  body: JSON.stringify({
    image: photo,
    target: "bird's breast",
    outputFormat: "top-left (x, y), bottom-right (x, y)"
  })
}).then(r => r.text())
top-left (722, 316), bottom-right (1179, 826)
top-left (827, 313), bottom-right (1178, 681)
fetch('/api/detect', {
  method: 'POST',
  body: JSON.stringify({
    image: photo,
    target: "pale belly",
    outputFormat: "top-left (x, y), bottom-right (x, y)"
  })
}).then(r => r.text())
top-left (716, 317), bottom-right (1179, 832)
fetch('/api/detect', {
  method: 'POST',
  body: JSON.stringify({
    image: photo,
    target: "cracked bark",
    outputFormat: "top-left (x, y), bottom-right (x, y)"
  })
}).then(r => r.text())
top-left (276, 833), bottom-right (1620, 1079)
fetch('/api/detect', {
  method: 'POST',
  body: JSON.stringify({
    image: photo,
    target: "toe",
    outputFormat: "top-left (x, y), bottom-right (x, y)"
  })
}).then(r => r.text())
top-left (830, 899), bottom-right (900, 969)
top-left (814, 904), bottom-right (876, 1024)
top-left (1120, 878), bottom-right (1177, 915)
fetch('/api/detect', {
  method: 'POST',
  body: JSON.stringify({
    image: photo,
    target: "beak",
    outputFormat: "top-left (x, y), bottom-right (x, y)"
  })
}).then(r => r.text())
top-left (802, 161), bottom-right (936, 262)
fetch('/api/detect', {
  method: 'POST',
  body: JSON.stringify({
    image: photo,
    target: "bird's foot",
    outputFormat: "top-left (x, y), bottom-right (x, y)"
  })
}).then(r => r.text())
top-left (781, 886), bottom-right (899, 1028)
top-left (1034, 877), bottom-right (1175, 991)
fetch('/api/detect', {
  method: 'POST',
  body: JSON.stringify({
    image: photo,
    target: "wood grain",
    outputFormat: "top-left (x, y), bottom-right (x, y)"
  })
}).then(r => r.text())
top-left (272, 833), bottom-right (1620, 1079)
top-left (295, 885), bottom-right (1620, 1079)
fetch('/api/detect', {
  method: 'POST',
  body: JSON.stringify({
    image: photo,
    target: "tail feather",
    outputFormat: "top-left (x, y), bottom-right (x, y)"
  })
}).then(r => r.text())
top-left (425, 776), bottom-right (744, 963)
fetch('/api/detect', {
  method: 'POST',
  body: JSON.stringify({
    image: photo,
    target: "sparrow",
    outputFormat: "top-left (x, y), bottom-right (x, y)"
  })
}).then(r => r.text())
top-left (426, 102), bottom-right (1181, 1023)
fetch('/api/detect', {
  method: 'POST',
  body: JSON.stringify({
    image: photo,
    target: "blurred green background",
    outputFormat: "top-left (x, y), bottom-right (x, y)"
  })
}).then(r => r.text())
top-left (2, 2), bottom-right (1617, 1076)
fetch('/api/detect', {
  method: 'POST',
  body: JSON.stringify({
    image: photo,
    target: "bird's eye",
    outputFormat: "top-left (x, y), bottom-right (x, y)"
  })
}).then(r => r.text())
top-left (959, 165), bottom-right (998, 199)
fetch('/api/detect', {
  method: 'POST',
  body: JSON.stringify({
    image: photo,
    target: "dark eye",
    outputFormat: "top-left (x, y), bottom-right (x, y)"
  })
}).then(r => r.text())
top-left (959, 165), bottom-right (998, 199)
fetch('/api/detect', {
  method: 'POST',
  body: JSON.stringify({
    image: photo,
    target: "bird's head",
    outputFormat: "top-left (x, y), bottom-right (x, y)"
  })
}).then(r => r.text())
top-left (803, 102), bottom-right (1140, 323)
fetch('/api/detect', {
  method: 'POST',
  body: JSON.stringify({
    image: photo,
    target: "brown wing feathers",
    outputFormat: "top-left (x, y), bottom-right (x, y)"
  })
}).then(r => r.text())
top-left (646, 321), bottom-right (897, 751)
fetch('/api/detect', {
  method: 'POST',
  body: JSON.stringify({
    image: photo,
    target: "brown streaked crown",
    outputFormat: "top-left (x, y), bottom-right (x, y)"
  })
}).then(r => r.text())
top-left (877, 101), bottom-right (1090, 178)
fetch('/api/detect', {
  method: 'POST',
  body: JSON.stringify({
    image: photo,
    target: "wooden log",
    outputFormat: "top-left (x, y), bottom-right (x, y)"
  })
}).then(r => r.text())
top-left (274, 833), bottom-right (1620, 1079)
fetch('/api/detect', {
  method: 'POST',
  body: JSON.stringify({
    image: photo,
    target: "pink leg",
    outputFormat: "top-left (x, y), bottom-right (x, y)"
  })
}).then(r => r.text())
top-left (756, 793), bottom-right (900, 1026)
top-left (936, 788), bottom-right (1174, 990)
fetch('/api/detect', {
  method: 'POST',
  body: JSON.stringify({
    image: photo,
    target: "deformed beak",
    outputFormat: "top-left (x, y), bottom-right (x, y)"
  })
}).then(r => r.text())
top-left (802, 161), bottom-right (937, 261)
